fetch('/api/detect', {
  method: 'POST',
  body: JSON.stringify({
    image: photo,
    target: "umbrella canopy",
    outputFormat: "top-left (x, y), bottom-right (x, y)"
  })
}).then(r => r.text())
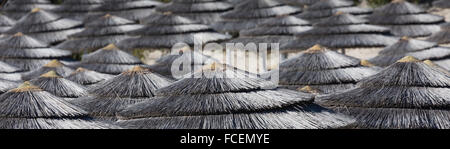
top-left (278, 45), bottom-right (380, 94)
top-left (30, 71), bottom-right (88, 100)
top-left (56, 14), bottom-right (143, 54)
top-left (156, 0), bottom-right (233, 25)
top-left (318, 56), bottom-right (450, 129)
top-left (65, 67), bottom-right (114, 86)
top-left (212, 0), bottom-right (301, 34)
top-left (116, 63), bottom-right (354, 129)
top-left (282, 12), bottom-right (397, 53)
top-left (0, 32), bottom-right (72, 71)
top-left (279, 0), bottom-right (317, 7)
top-left (427, 23), bottom-right (450, 46)
top-left (0, 0), bottom-right (57, 20)
top-left (0, 79), bottom-right (20, 95)
top-left (117, 12), bottom-right (231, 51)
top-left (0, 14), bottom-right (15, 33)
top-left (85, 0), bottom-right (162, 22)
top-left (433, 0), bottom-right (450, 8)
top-left (0, 61), bottom-right (23, 81)
top-left (370, 37), bottom-right (450, 69)
top-left (22, 59), bottom-right (75, 80)
top-left (53, 0), bottom-right (105, 21)
top-left (4, 8), bottom-right (83, 45)
top-left (295, 0), bottom-right (372, 23)
top-left (368, 0), bottom-right (445, 37)
top-left (71, 66), bottom-right (172, 120)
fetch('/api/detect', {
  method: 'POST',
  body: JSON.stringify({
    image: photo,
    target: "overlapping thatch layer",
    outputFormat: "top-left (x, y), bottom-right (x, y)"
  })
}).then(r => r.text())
top-left (116, 63), bottom-right (354, 129)
top-left (30, 71), bottom-right (87, 100)
top-left (280, 0), bottom-right (317, 7)
top-left (75, 44), bottom-right (144, 75)
top-left (0, 0), bottom-right (57, 20)
top-left (212, 0), bottom-right (301, 34)
top-left (85, 0), bottom-right (162, 22)
top-left (72, 66), bottom-right (172, 120)
top-left (156, 0), bottom-right (233, 25)
top-left (0, 61), bottom-right (23, 81)
top-left (370, 37), bottom-right (450, 69)
top-left (318, 56), bottom-right (450, 129)
top-left (296, 0), bottom-right (372, 23)
top-left (117, 12), bottom-right (231, 51)
top-left (0, 79), bottom-right (20, 94)
top-left (57, 14), bottom-right (143, 54)
top-left (0, 33), bottom-right (72, 71)
top-left (278, 45), bottom-right (379, 94)
top-left (22, 60), bottom-right (74, 80)
top-left (65, 68), bottom-right (113, 86)
top-left (0, 14), bottom-right (15, 33)
top-left (53, 0), bottom-right (105, 21)
top-left (282, 12), bottom-right (396, 53)
top-left (368, 0), bottom-right (445, 37)
top-left (4, 8), bottom-right (83, 45)
top-left (433, 0), bottom-right (450, 8)
top-left (427, 23), bottom-right (450, 46)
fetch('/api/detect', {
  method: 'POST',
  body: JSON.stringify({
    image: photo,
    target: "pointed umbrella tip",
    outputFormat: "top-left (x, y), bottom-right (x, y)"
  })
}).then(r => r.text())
top-left (102, 43), bottom-right (118, 50)
top-left (10, 81), bottom-right (41, 92)
top-left (103, 13), bottom-right (112, 18)
top-left (305, 44), bottom-right (325, 53)
top-left (201, 62), bottom-right (224, 72)
top-left (360, 60), bottom-right (375, 67)
top-left (163, 11), bottom-right (173, 15)
top-left (125, 66), bottom-right (148, 74)
top-left (334, 11), bottom-right (345, 16)
top-left (31, 8), bottom-right (41, 13)
top-left (297, 86), bottom-right (319, 94)
top-left (397, 56), bottom-right (420, 63)
top-left (40, 70), bottom-right (61, 78)
top-left (75, 67), bottom-right (87, 72)
top-left (13, 32), bottom-right (24, 37)
top-left (44, 60), bottom-right (64, 67)
top-left (400, 36), bottom-right (410, 41)
top-left (392, 0), bottom-right (405, 3)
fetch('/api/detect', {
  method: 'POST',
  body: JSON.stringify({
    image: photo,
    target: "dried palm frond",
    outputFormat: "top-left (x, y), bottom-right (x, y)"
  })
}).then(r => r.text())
top-left (0, 15), bottom-right (15, 33)
top-left (65, 68), bottom-right (114, 86)
top-left (85, 0), bottom-right (162, 22)
top-left (30, 71), bottom-right (88, 99)
top-left (0, 0), bottom-right (57, 19)
top-left (433, 0), bottom-right (450, 8)
top-left (295, 0), bottom-right (372, 23)
top-left (53, 0), bottom-right (105, 21)
top-left (22, 60), bottom-right (74, 80)
top-left (427, 23), bottom-right (450, 45)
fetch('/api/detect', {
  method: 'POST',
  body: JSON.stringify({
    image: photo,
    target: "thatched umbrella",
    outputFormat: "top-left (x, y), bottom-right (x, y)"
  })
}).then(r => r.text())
top-left (277, 45), bottom-right (380, 94)
top-left (282, 12), bottom-right (397, 58)
top-left (0, 79), bottom-right (20, 95)
top-left (53, 0), bottom-right (105, 21)
top-left (295, 0), bottom-right (372, 23)
top-left (85, 0), bottom-right (162, 22)
top-left (30, 71), bottom-right (88, 100)
top-left (56, 14), bottom-right (143, 54)
top-left (65, 67), bottom-right (114, 86)
top-left (0, 14), bottom-right (15, 33)
top-left (318, 56), bottom-right (450, 129)
top-left (71, 66), bottom-right (172, 121)
top-left (115, 63), bottom-right (353, 129)
top-left (0, 60), bottom-right (23, 81)
top-left (423, 60), bottom-right (450, 74)
top-left (0, 32), bottom-right (72, 71)
top-left (368, 0), bottom-right (445, 37)
top-left (75, 44), bottom-right (144, 75)
top-left (156, 0), bottom-right (233, 25)
top-left (22, 59), bottom-right (75, 80)
top-left (212, 0), bottom-right (301, 35)
top-left (0, 81), bottom-right (118, 129)
top-left (427, 23), bottom-right (450, 47)
top-left (433, 0), bottom-right (450, 8)
top-left (0, 0), bottom-right (57, 20)
top-left (279, 0), bottom-right (317, 7)
top-left (4, 8), bottom-right (83, 45)
top-left (369, 36), bottom-right (450, 69)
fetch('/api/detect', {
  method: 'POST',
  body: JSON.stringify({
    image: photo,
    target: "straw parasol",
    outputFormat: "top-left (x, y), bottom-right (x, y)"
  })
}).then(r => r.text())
top-left (85, 0), bottom-right (162, 22)
top-left (53, 0), bottom-right (105, 21)
top-left (116, 63), bottom-right (353, 129)
top-left (318, 56), bottom-right (450, 129)
top-left (427, 23), bottom-right (450, 47)
top-left (156, 0), bottom-right (233, 25)
top-left (30, 71), bottom-right (88, 100)
top-left (71, 66), bottom-right (172, 121)
top-left (277, 45), bottom-right (380, 94)
top-left (0, 0), bottom-right (57, 20)
top-left (56, 14), bottom-right (143, 54)
top-left (212, 0), bottom-right (301, 34)
top-left (75, 44), bottom-right (145, 75)
top-left (0, 79), bottom-right (20, 95)
top-left (0, 81), bottom-right (118, 129)
top-left (0, 14), bottom-right (15, 33)
top-left (423, 60), bottom-right (450, 74)
top-left (4, 8), bottom-right (84, 45)
top-left (368, 0), bottom-right (445, 37)
top-left (279, 0), bottom-right (317, 7)
top-left (0, 32), bottom-right (72, 71)
top-left (0, 60), bottom-right (23, 81)
top-left (369, 36), bottom-right (450, 69)
top-left (295, 0), bottom-right (372, 23)
top-left (65, 67), bottom-right (114, 86)
top-left (21, 59), bottom-right (75, 80)
top-left (433, 0), bottom-right (450, 8)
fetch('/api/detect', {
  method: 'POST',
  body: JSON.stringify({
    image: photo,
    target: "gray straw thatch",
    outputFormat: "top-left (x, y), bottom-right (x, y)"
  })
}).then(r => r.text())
top-left (56, 14), bottom-right (143, 54)
top-left (156, 0), bottom-right (234, 25)
top-left (279, 0), bottom-right (317, 7)
top-left (0, 32), bottom-right (72, 71)
top-left (0, 79), bottom-right (20, 94)
top-left (282, 12), bottom-right (397, 53)
top-left (30, 71), bottom-right (88, 100)
top-left (0, 60), bottom-right (23, 81)
top-left (427, 23), bottom-right (450, 46)
top-left (368, 0), bottom-right (445, 37)
top-left (277, 45), bottom-right (380, 94)
top-left (0, 0), bottom-right (58, 20)
top-left (53, 0), bottom-right (105, 21)
top-left (117, 12), bottom-right (231, 51)
top-left (0, 81), bottom-right (118, 129)
top-left (433, 0), bottom-right (450, 8)
top-left (4, 8), bottom-right (83, 45)
top-left (85, 0), bottom-right (162, 22)
top-left (71, 66), bottom-right (172, 121)
top-left (65, 67), bottom-right (114, 86)
top-left (21, 59), bottom-right (75, 80)
top-left (116, 63), bottom-right (354, 129)
top-left (318, 56), bottom-right (450, 129)
top-left (295, 0), bottom-right (372, 23)
top-left (0, 14), bottom-right (15, 33)
top-left (369, 36), bottom-right (450, 69)
top-left (212, 0), bottom-right (301, 34)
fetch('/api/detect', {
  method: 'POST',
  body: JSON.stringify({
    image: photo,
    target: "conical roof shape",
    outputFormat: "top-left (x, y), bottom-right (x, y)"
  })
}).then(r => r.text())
top-left (53, 0), bottom-right (105, 21)
top-left (117, 12), bottom-right (231, 51)
top-left (30, 71), bottom-right (88, 99)
top-left (0, 81), bottom-right (118, 129)
top-left (116, 64), bottom-right (353, 129)
top-left (22, 60), bottom-right (75, 80)
top-left (0, 14), bottom-right (15, 33)
top-left (278, 45), bottom-right (380, 94)
top-left (433, 0), bottom-right (450, 8)
top-left (0, 33), bottom-right (72, 71)
top-left (370, 37), bottom-right (450, 69)
top-left (65, 67), bottom-right (114, 86)
top-left (280, 0), bottom-right (317, 7)
top-left (76, 44), bottom-right (144, 74)
top-left (0, 79), bottom-right (20, 94)
top-left (85, 0), bottom-right (163, 22)
top-left (282, 13), bottom-right (397, 52)
top-left (212, 0), bottom-right (301, 33)
top-left (427, 23), bottom-right (450, 46)
top-left (4, 8), bottom-right (83, 45)
top-left (0, 0), bottom-right (58, 20)
top-left (318, 56), bottom-right (450, 129)
top-left (56, 14), bottom-right (143, 54)
top-left (368, 0), bottom-right (445, 37)
top-left (156, 0), bottom-right (233, 25)
top-left (71, 66), bottom-right (172, 120)
top-left (295, 0), bottom-right (372, 23)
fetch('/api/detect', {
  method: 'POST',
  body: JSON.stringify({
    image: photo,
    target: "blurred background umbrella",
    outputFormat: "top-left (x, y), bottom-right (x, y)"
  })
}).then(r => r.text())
top-left (0, 14), bottom-right (15, 33)
top-left (427, 23), bottom-right (450, 47)
top-left (65, 67), bottom-right (113, 86)
top-left (53, 0), bottom-right (104, 21)
top-left (85, 0), bottom-right (162, 22)
top-left (296, 0), bottom-right (372, 23)
top-left (0, 0), bottom-right (57, 19)
top-left (30, 70), bottom-right (88, 100)
top-left (22, 59), bottom-right (74, 80)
